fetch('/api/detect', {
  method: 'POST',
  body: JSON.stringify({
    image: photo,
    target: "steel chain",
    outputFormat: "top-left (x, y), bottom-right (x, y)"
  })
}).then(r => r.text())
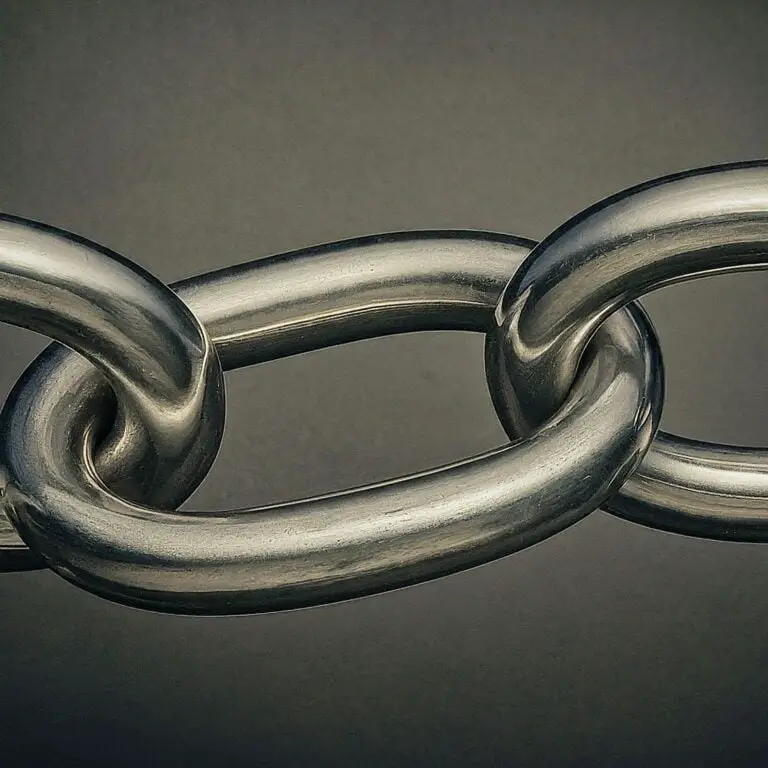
top-left (0, 160), bottom-right (765, 614)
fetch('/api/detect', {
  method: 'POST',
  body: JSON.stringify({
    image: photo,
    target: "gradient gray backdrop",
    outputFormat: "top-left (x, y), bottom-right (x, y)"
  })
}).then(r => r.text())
top-left (2, 2), bottom-right (768, 766)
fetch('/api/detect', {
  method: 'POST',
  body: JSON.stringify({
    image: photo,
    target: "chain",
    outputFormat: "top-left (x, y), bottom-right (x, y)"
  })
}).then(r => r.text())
top-left (0, 160), bottom-right (765, 614)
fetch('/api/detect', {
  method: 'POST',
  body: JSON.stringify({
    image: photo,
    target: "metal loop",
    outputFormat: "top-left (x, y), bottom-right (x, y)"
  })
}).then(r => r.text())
top-left (0, 215), bottom-right (225, 568)
top-left (485, 160), bottom-right (768, 540)
top-left (0, 232), bottom-right (662, 613)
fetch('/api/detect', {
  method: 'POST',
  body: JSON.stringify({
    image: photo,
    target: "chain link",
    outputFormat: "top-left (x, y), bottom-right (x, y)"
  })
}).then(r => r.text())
top-left (0, 160), bottom-right (765, 613)
top-left (0, 214), bottom-right (225, 568)
top-left (486, 161), bottom-right (768, 539)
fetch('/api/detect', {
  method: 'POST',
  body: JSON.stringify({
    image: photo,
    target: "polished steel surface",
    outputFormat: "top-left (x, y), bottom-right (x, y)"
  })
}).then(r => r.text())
top-left (0, 215), bottom-right (225, 568)
top-left (0, 232), bottom-right (663, 612)
top-left (611, 434), bottom-right (768, 540)
top-left (486, 160), bottom-right (768, 539)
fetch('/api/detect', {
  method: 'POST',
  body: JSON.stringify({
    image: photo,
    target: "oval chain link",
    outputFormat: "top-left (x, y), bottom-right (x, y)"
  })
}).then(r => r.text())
top-left (0, 233), bottom-right (661, 612)
top-left (486, 161), bottom-right (768, 540)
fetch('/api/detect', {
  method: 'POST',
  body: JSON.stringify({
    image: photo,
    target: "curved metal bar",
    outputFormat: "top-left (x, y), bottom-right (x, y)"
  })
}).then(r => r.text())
top-left (0, 232), bottom-right (662, 613)
top-left (604, 434), bottom-right (768, 541)
top-left (0, 214), bottom-right (224, 565)
top-left (485, 160), bottom-right (768, 539)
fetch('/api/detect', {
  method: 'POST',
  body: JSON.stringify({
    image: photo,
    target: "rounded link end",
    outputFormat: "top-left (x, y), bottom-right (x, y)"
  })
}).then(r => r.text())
top-left (490, 160), bottom-right (768, 429)
top-left (0, 215), bottom-right (226, 509)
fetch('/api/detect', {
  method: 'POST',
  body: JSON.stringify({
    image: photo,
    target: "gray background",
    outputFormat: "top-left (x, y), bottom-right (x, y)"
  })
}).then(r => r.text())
top-left (2, 1), bottom-right (768, 765)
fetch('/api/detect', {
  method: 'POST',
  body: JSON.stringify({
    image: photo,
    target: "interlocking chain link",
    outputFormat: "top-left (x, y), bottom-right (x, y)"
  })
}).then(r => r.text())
top-left (0, 215), bottom-right (225, 569)
top-left (0, 160), bottom-right (765, 614)
top-left (486, 161), bottom-right (768, 539)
